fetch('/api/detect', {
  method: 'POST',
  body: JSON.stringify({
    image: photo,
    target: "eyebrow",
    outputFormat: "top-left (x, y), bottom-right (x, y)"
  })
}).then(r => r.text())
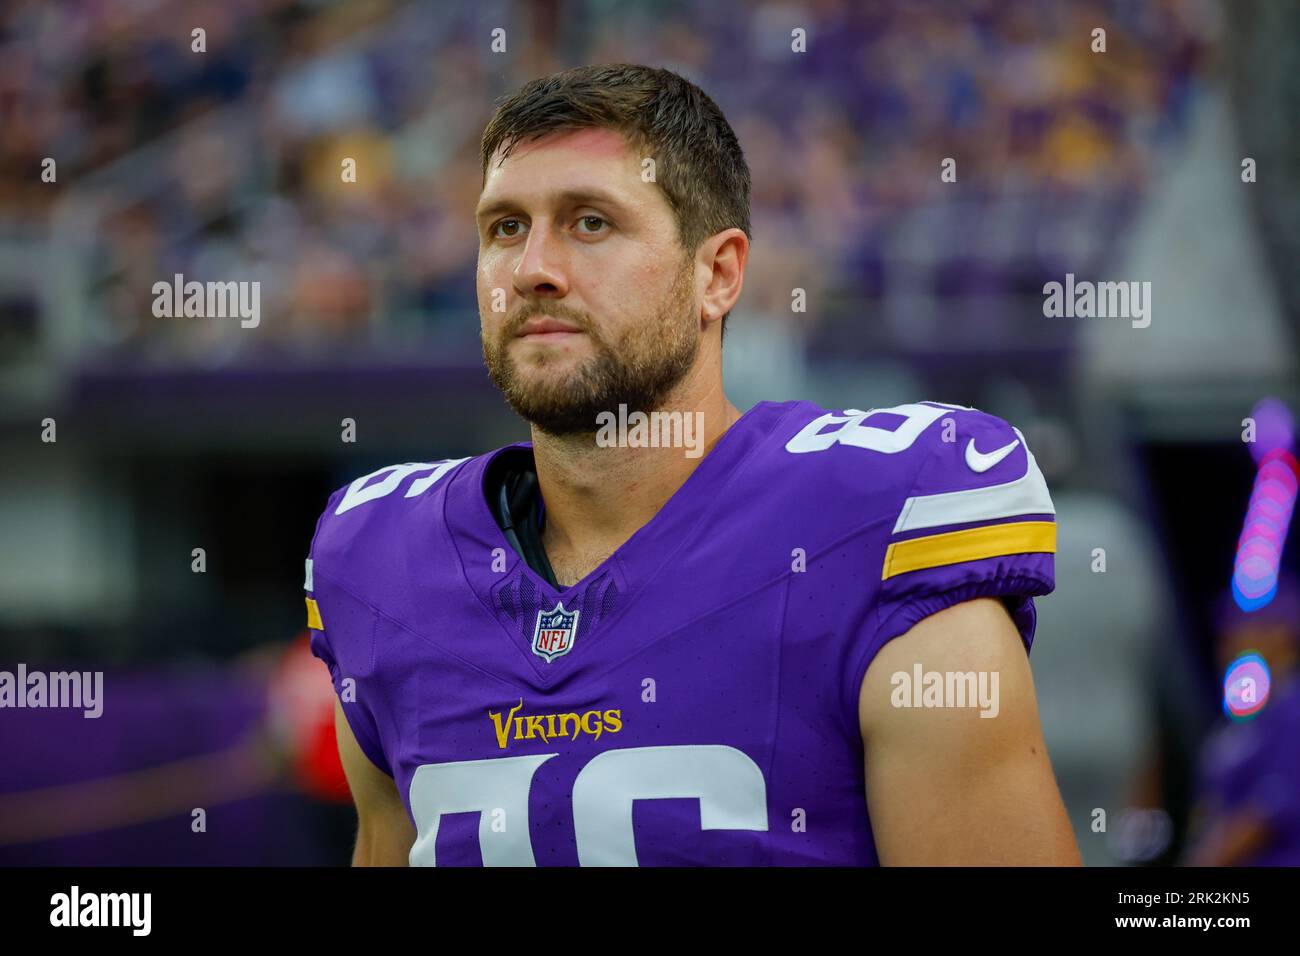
top-left (474, 188), bottom-right (632, 226)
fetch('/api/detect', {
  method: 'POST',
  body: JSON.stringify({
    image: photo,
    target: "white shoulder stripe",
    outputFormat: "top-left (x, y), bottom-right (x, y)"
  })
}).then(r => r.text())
top-left (893, 429), bottom-right (1055, 534)
top-left (304, 558), bottom-right (313, 591)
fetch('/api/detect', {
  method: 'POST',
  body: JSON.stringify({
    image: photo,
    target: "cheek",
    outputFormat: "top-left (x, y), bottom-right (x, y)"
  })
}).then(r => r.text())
top-left (610, 253), bottom-right (674, 307)
top-left (477, 259), bottom-right (510, 317)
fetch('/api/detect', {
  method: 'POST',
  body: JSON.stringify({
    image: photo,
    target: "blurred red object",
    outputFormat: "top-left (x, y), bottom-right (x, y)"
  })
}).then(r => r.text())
top-left (268, 633), bottom-right (351, 803)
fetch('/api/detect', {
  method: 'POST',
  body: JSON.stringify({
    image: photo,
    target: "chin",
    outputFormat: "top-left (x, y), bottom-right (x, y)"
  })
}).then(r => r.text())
top-left (513, 347), bottom-right (592, 380)
top-left (513, 336), bottom-right (590, 360)
top-left (508, 364), bottom-right (589, 401)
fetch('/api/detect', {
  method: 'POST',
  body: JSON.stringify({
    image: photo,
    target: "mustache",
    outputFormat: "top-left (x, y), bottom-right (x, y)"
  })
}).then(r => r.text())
top-left (504, 302), bottom-right (594, 337)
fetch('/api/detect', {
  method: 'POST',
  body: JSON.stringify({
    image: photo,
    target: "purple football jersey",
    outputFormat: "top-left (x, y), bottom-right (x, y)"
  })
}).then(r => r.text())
top-left (305, 400), bottom-right (1056, 865)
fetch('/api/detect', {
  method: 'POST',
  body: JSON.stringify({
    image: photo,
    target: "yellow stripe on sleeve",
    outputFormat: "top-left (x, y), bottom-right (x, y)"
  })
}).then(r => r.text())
top-left (882, 521), bottom-right (1056, 580)
top-left (305, 596), bottom-right (324, 630)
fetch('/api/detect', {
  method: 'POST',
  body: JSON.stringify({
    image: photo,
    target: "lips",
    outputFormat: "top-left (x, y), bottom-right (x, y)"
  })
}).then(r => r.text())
top-left (515, 316), bottom-right (584, 338)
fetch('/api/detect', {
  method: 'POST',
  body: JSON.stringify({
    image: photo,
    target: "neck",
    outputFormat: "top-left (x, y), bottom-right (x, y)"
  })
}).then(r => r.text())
top-left (530, 369), bottom-right (742, 584)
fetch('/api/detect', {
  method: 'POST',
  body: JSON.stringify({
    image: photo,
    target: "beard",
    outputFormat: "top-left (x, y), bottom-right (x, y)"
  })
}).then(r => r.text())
top-left (481, 257), bottom-right (699, 436)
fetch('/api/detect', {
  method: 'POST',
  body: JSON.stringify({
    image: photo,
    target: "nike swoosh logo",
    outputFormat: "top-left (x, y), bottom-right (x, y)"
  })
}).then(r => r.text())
top-left (965, 437), bottom-right (1021, 473)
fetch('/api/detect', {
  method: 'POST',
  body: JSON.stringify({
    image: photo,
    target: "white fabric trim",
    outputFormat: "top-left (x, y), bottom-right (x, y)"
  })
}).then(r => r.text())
top-left (893, 429), bottom-right (1056, 534)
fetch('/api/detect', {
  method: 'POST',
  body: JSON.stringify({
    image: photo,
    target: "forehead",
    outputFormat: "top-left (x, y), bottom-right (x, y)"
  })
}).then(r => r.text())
top-left (480, 127), bottom-right (643, 203)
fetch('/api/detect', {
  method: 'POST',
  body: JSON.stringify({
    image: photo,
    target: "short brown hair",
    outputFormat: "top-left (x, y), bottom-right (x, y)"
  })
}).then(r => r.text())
top-left (480, 63), bottom-right (752, 281)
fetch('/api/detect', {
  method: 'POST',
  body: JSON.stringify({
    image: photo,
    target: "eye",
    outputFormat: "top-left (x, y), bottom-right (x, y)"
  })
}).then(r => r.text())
top-left (576, 215), bottom-right (608, 235)
top-left (492, 218), bottom-right (527, 239)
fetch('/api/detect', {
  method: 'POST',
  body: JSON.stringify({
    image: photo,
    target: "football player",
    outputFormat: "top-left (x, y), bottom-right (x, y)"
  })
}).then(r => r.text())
top-left (306, 64), bottom-right (1080, 866)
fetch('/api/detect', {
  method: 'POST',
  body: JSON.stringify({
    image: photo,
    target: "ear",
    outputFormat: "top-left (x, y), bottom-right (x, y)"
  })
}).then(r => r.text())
top-left (696, 227), bottom-right (749, 330)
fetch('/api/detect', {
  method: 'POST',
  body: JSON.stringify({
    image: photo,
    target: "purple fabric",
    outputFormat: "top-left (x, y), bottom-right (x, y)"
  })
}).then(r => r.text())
top-left (307, 400), bottom-right (1056, 865)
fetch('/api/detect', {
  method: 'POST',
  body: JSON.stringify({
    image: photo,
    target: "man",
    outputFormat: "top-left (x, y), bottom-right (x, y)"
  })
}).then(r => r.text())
top-left (306, 64), bottom-right (1079, 866)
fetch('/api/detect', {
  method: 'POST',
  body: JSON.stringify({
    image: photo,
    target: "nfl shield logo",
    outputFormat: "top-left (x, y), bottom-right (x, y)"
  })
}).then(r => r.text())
top-left (532, 602), bottom-right (580, 662)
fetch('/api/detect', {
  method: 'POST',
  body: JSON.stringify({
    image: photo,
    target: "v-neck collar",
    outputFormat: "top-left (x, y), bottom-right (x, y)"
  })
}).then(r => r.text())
top-left (444, 401), bottom-right (791, 683)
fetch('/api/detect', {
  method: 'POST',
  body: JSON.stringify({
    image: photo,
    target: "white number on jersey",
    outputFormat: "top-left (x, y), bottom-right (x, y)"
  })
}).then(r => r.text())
top-left (784, 402), bottom-right (969, 455)
top-left (407, 745), bottom-right (768, 866)
top-left (334, 459), bottom-right (469, 515)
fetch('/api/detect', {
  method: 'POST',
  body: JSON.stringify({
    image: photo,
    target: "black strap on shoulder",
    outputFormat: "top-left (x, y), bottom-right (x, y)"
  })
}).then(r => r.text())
top-left (484, 447), bottom-right (559, 588)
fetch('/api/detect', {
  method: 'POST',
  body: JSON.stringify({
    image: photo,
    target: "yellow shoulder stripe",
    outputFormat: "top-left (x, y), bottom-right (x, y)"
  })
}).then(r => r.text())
top-left (882, 520), bottom-right (1055, 580)
top-left (305, 596), bottom-right (324, 630)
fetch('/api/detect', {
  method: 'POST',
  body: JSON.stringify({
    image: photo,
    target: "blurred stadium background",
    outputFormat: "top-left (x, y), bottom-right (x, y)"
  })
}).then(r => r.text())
top-left (0, 0), bottom-right (1297, 865)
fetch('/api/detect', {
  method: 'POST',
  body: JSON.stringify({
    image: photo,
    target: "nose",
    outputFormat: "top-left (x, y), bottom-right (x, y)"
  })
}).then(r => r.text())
top-left (512, 225), bottom-right (570, 300)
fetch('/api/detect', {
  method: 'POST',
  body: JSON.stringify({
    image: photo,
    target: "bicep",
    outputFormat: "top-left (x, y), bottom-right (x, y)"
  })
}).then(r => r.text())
top-left (335, 698), bottom-right (415, 866)
top-left (859, 597), bottom-right (1080, 865)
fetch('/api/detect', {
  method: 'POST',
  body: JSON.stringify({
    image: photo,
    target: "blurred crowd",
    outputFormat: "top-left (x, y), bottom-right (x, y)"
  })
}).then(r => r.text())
top-left (0, 0), bottom-right (1214, 365)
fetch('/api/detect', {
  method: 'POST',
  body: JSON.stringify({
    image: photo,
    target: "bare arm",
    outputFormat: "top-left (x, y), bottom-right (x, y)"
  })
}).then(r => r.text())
top-left (859, 597), bottom-right (1081, 865)
top-left (334, 698), bottom-right (415, 866)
